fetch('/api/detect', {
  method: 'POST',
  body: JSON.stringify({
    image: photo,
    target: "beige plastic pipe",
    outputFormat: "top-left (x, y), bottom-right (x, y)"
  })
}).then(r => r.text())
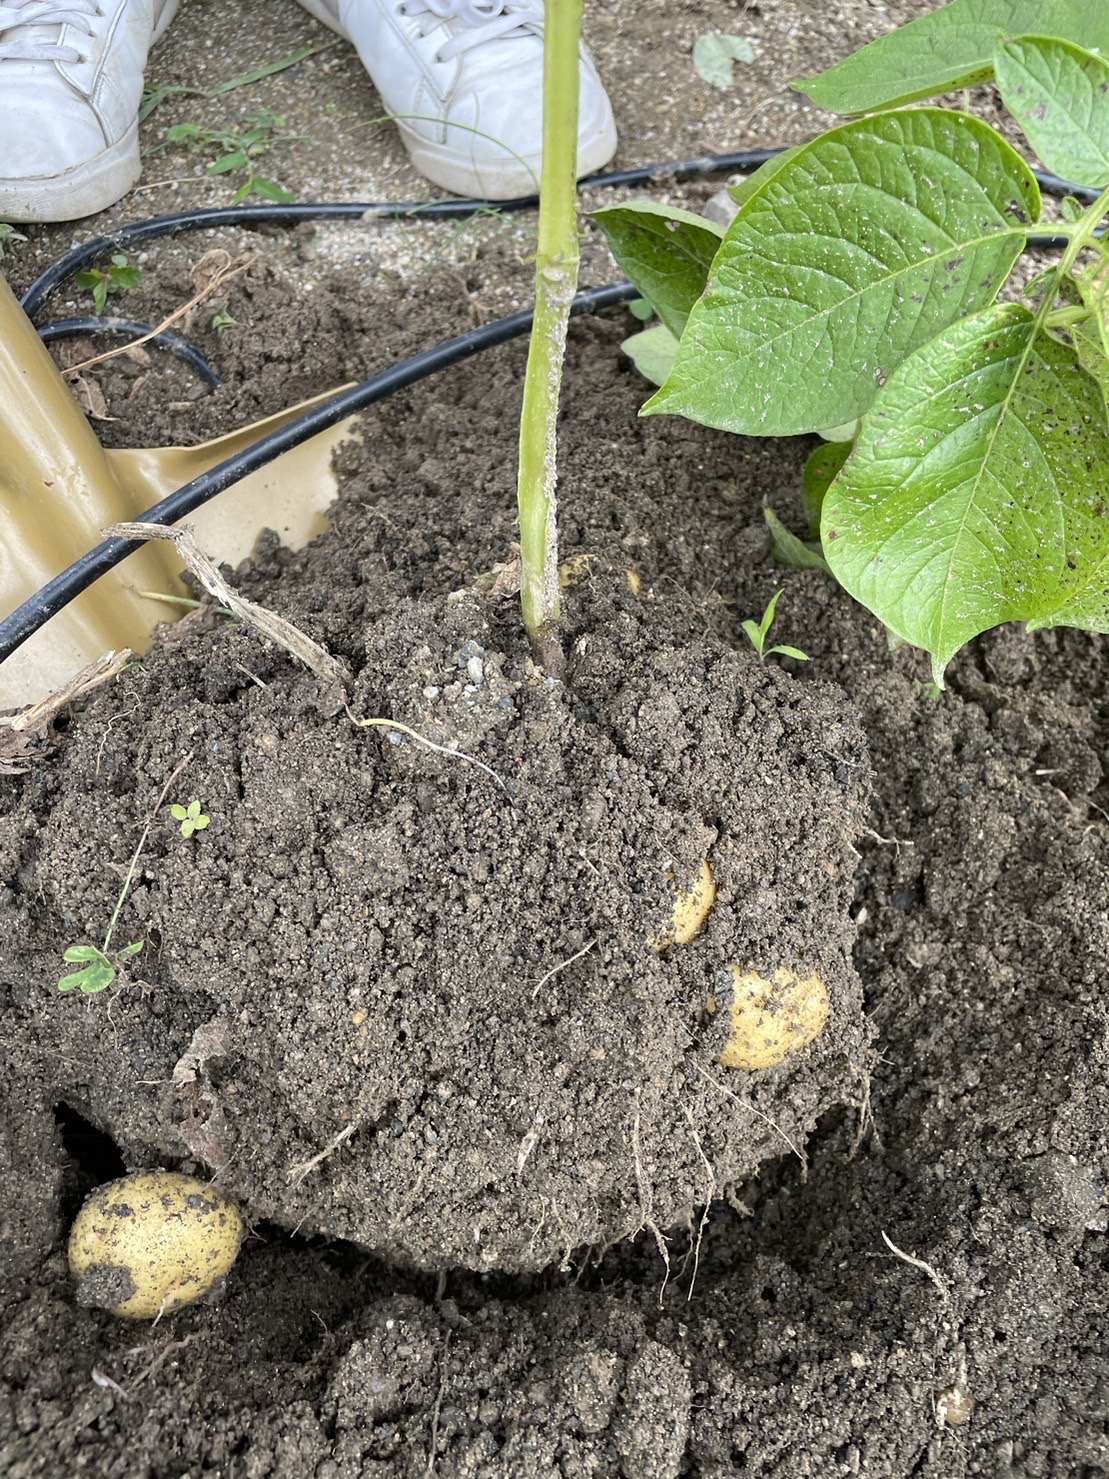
top-left (0, 274), bottom-right (357, 709)
top-left (0, 273), bottom-right (182, 705)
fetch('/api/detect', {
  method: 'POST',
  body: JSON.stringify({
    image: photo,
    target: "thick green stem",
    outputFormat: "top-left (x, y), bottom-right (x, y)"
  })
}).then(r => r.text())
top-left (516, 0), bottom-right (582, 674)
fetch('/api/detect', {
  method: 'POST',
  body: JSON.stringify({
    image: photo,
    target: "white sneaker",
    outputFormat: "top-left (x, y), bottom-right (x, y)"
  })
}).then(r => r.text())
top-left (0, 0), bottom-right (181, 223)
top-left (295, 0), bottom-right (617, 199)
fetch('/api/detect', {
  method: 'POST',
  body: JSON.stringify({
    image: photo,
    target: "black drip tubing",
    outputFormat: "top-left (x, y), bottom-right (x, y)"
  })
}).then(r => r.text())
top-left (18, 151), bottom-right (787, 321)
top-left (1, 150), bottom-right (1102, 668)
top-left (0, 281), bottom-right (637, 664)
top-left (19, 155), bottom-right (1100, 321)
top-left (36, 316), bottom-right (222, 387)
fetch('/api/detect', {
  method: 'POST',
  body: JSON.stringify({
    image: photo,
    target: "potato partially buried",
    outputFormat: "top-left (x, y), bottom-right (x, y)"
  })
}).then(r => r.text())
top-left (719, 965), bottom-right (831, 1070)
top-left (648, 859), bottom-right (717, 950)
top-left (67, 1170), bottom-right (243, 1319)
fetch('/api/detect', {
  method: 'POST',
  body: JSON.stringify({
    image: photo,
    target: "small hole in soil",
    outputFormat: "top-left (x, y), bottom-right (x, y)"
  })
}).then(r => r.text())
top-left (54, 1101), bottom-right (127, 1202)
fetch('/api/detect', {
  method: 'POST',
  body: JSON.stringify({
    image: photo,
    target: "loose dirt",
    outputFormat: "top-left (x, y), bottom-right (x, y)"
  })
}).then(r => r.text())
top-left (2, 2), bottom-right (1107, 1475)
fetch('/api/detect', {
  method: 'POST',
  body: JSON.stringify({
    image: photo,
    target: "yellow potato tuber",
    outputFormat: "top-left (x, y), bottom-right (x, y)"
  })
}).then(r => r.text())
top-left (649, 860), bottom-right (717, 950)
top-left (719, 965), bottom-right (830, 1070)
top-left (67, 1170), bottom-right (244, 1320)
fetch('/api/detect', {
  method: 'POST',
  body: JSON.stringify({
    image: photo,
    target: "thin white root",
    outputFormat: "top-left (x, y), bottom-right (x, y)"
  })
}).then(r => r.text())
top-left (287, 1122), bottom-right (358, 1186)
top-left (682, 1104), bottom-right (716, 1302)
top-left (880, 1230), bottom-right (951, 1307)
top-left (691, 1060), bottom-right (805, 1166)
top-left (531, 939), bottom-right (595, 999)
top-left (350, 712), bottom-right (514, 806)
top-left (631, 1100), bottom-right (671, 1306)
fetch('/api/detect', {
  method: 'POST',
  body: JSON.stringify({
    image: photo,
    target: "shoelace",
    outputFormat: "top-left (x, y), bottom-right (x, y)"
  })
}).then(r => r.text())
top-left (0, 0), bottom-right (99, 62)
top-left (403, 0), bottom-right (544, 63)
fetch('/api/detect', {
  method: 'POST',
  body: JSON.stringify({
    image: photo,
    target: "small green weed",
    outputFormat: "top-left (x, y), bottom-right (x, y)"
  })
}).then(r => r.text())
top-left (58, 940), bottom-right (144, 996)
top-left (211, 304), bottom-right (237, 334)
top-left (74, 254), bottom-right (143, 316)
top-left (740, 590), bottom-right (810, 665)
top-left (171, 799), bottom-right (210, 838)
top-left (58, 754), bottom-right (192, 998)
top-left (0, 222), bottom-right (27, 262)
top-left (165, 110), bottom-right (297, 204)
top-left (140, 42), bottom-right (335, 122)
top-left (692, 32), bottom-right (756, 89)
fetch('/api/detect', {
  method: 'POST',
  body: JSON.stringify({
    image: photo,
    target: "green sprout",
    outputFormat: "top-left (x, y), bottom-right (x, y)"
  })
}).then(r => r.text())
top-left (74, 254), bottom-right (143, 316)
top-left (58, 755), bottom-right (193, 997)
top-left (165, 110), bottom-right (297, 204)
top-left (0, 223), bottom-right (27, 262)
top-left (740, 590), bottom-right (810, 665)
top-left (171, 799), bottom-right (210, 838)
top-left (211, 304), bottom-right (237, 334)
top-left (58, 940), bottom-right (144, 997)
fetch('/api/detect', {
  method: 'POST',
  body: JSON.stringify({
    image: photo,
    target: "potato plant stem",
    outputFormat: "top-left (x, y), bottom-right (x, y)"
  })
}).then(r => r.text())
top-left (516, 0), bottom-right (582, 675)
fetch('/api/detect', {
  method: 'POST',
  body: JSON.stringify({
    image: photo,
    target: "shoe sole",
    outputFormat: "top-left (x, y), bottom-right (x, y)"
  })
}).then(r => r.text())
top-left (0, 118), bottom-right (141, 224)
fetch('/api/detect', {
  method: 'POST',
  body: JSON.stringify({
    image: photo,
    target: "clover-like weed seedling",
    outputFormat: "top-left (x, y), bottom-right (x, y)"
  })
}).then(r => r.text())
top-left (58, 756), bottom-right (193, 998)
top-left (58, 940), bottom-right (144, 996)
top-left (75, 254), bottom-right (143, 316)
top-left (740, 590), bottom-right (810, 665)
top-left (596, 0), bottom-right (1109, 684)
top-left (172, 799), bottom-right (209, 838)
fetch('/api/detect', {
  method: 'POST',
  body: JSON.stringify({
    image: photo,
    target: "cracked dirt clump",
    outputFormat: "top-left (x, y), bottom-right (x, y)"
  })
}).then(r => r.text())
top-left (14, 571), bottom-right (870, 1273)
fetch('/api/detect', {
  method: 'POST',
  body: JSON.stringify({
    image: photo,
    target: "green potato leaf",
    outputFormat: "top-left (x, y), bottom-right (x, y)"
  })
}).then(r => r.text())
top-left (591, 201), bottom-right (723, 340)
top-left (794, 0), bottom-right (1109, 114)
top-left (764, 506), bottom-right (830, 572)
top-left (1075, 255), bottom-right (1109, 362)
top-left (1060, 261), bottom-right (1109, 411)
top-left (821, 302), bottom-right (1109, 682)
top-left (726, 147), bottom-right (803, 214)
top-left (1071, 314), bottom-right (1109, 402)
top-left (621, 324), bottom-right (679, 386)
top-left (644, 110), bottom-right (1039, 436)
top-left (995, 36), bottom-right (1109, 188)
top-left (803, 439), bottom-right (853, 537)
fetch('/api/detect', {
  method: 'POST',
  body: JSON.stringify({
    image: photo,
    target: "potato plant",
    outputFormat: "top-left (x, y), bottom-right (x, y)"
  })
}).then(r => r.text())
top-left (515, 0), bottom-right (583, 673)
top-left (596, 0), bottom-right (1109, 682)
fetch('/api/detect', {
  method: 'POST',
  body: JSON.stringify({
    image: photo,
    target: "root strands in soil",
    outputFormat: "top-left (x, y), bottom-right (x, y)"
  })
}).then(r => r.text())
top-left (530, 937), bottom-right (596, 998)
top-left (103, 521), bottom-right (350, 695)
top-left (350, 713), bottom-right (515, 806)
top-left (287, 1122), bottom-right (359, 1186)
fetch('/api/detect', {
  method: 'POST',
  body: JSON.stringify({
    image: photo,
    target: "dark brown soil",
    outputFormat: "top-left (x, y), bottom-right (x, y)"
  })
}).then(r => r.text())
top-left (4, 2), bottom-right (1109, 1472)
top-left (4, 239), bottom-right (1109, 1477)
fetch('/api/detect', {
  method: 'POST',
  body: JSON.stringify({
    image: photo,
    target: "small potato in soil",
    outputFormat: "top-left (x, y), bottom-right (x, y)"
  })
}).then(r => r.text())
top-left (719, 965), bottom-right (830, 1070)
top-left (67, 1170), bottom-right (243, 1319)
top-left (649, 859), bottom-right (717, 950)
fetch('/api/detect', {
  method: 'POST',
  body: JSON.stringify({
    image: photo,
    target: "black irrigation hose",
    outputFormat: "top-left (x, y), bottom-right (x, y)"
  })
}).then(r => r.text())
top-left (37, 316), bottom-right (222, 387)
top-left (18, 151), bottom-right (788, 320)
top-left (19, 153), bottom-right (1100, 320)
top-left (2, 151), bottom-right (1103, 668)
top-left (0, 280), bottom-right (637, 664)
